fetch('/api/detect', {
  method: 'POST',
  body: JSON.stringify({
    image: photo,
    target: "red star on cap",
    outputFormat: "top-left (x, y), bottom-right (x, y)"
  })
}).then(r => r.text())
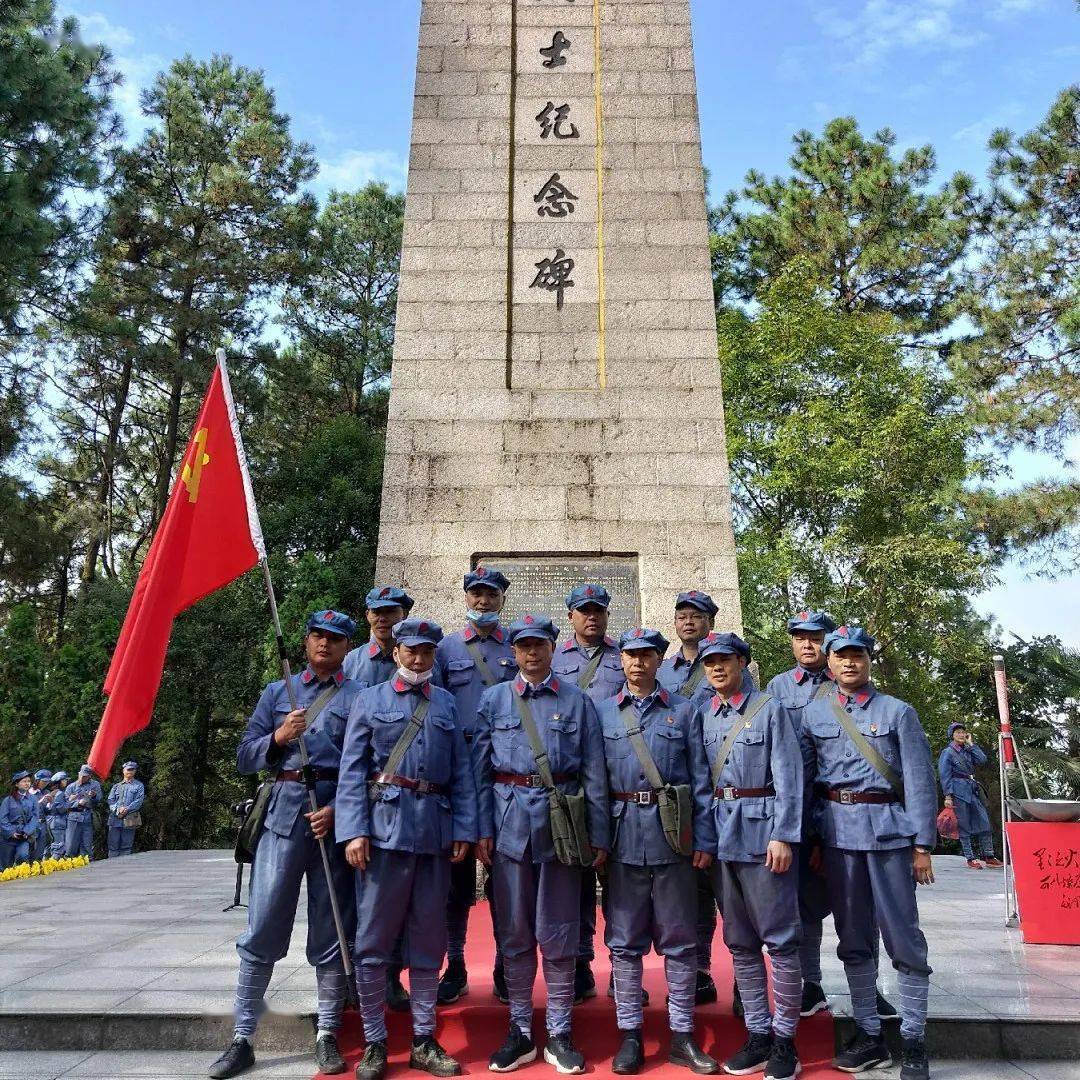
top-left (476, 567), bottom-right (487, 578)
top-left (838, 626), bottom-right (850, 636)
top-left (585, 586), bottom-right (594, 597)
top-left (524, 614), bottom-right (535, 624)
top-left (418, 622), bottom-right (429, 633)
top-left (380, 587), bottom-right (391, 598)
top-left (635, 628), bottom-right (645, 638)
top-left (797, 610), bottom-right (809, 620)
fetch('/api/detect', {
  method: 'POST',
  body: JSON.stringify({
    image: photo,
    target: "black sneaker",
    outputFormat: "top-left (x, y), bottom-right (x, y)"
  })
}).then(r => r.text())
top-left (899, 1037), bottom-right (929, 1080)
top-left (411, 1035), bottom-right (462, 1077)
top-left (356, 1041), bottom-right (388, 1080)
top-left (544, 1033), bottom-right (585, 1075)
top-left (764, 1036), bottom-right (801, 1080)
top-left (438, 958), bottom-right (469, 1005)
top-left (832, 1027), bottom-right (890, 1073)
top-left (493, 961), bottom-right (510, 1004)
top-left (315, 1033), bottom-right (346, 1075)
top-left (489, 1025), bottom-right (538, 1072)
top-left (209, 1038), bottom-right (255, 1079)
top-left (800, 981), bottom-right (829, 1017)
top-left (668, 1031), bottom-right (719, 1074)
top-left (696, 970), bottom-right (718, 1005)
top-left (613, 1030), bottom-right (644, 1075)
top-left (611, 972), bottom-right (651, 1005)
top-left (876, 989), bottom-right (898, 1020)
top-left (573, 959), bottom-right (597, 1004)
top-left (386, 966), bottom-right (410, 1013)
top-left (732, 983), bottom-right (743, 1018)
top-left (722, 1031), bottom-right (773, 1075)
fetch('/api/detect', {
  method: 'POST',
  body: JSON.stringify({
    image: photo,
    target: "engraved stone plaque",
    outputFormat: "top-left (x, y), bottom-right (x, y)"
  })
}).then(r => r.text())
top-left (477, 555), bottom-right (640, 635)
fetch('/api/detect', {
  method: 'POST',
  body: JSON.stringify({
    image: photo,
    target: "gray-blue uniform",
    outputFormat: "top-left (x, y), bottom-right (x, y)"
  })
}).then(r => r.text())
top-left (30, 773), bottom-right (53, 861)
top-left (473, 615), bottom-right (610, 1039)
top-left (435, 568), bottom-right (517, 968)
top-left (698, 633), bottom-right (804, 1042)
top-left (232, 610), bottom-right (361, 1044)
top-left (1, 773), bottom-right (40, 869)
top-left (938, 724), bottom-right (995, 861)
top-left (47, 774), bottom-right (69, 858)
top-left (336, 619), bottom-right (478, 1046)
top-left (801, 626), bottom-right (937, 1042)
top-left (343, 586), bottom-right (415, 687)
top-left (551, 583), bottom-right (624, 970)
top-left (64, 768), bottom-right (102, 858)
top-left (107, 763), bottom-right (145, 858)
top-left (600, 628), bottom-right (715, 1035)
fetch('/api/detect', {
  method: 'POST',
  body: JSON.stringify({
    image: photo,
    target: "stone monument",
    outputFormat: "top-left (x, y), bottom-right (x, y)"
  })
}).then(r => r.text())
top-left (375, 0), bottom-right (742, 635)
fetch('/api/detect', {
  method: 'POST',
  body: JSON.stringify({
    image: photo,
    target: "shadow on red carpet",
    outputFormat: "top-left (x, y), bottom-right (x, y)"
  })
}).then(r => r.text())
top-left (314, 903), bottom-right (843, 1078)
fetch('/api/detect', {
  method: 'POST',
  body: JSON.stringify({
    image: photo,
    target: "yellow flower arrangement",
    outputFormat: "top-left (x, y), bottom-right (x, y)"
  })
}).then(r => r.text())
top-left (0, 854), bottom-right (90, 883)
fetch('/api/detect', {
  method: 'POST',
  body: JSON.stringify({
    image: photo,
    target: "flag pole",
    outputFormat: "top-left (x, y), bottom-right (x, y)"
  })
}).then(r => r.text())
top-left (260, 557), bottom-right (357, 1002)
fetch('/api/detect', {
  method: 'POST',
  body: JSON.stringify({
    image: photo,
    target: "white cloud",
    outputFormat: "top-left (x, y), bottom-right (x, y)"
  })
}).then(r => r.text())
top-left (951, 102), bottom-right (1023, 145)
top-left (991, 0), bottom-right (1047, 16)
top-left (314, 149), bottom-right (408, 194)
top-left (70, 10), bottom-right (134, 50)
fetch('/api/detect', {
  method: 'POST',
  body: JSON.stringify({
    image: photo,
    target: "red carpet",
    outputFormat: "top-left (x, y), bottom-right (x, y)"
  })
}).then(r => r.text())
top-left (315, 902), bottom-right (844, 1078)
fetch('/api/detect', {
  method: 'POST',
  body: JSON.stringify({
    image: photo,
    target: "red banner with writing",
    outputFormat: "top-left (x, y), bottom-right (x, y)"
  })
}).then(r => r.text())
top-left (1006, 821), bottom-right (1080, 945)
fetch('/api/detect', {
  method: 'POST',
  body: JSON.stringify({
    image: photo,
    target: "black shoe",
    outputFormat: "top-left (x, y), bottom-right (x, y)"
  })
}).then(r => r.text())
top-left (386, 966), bottom-right (410, 1013)
top-left (764, 1036), bottom-right (801, 1080)
top-left (209, 1038), bottom-right (255, 1079)
top-left (489, 1025), bottom-right (538, 1072)
top-left (669, 1031), bottom-right (719, 1074)
top-left (800, 981), bottom-right (829, 1017)
top-left (613, 1030), bottom-right (644, 1075)
top-left (356, 1040), bottom-right (388, 1080)
top-left (573, 959), bottom-right (596, 1005)
top-left (722, 1031), bottom-right (773, 1075)
top-left (411, 1035), bottom-right (462, 1077)
top-left (876, 989), bottom-right (898, 1020)
top-left (544, 1033), bottom-right (585, 1075)
top-left (316, 1033), bottom-right (347, 1075)
top-left (731, 983), bottom-right (743, 1018)
top-left (611, 972), bottom-right (651, 1005)
top-left (832, 1027), bottom-right (890, 1073)
top-left (696, 970), bottom-right (718, 1006)
top-left (899, 1037), bottom-right (929, 1080)
top-left (493, 961), bottom-right (510, 1005)
top-left (438, 958), bottom-right (469, 1005)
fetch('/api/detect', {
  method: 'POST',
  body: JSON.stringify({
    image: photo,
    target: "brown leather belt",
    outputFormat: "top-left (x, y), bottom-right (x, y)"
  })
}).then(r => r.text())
top-left (371, 773), bottom-right (449, 796)
top-left (714, 785), bottom-right (775, 801)
top-left (276, 768), bottom-right (339, 783)
top-left (495, 771), bottom-right (575, 788)
top-left (817, 784), bottom-right (897, 805)
top-left (613, 790), bottom-right (662, 806)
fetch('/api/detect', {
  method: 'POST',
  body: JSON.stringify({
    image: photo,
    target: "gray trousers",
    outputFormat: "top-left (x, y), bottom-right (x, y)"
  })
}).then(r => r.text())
top-left (107, 826), bottom-right (136, 858)
top-left (65, 819), bottom-right (93, 859)
top-left (824, 846), bottom-right (931, 1040)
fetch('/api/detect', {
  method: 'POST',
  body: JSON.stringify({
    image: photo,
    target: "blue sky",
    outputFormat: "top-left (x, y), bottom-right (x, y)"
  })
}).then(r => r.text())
top-left (64, 0), bottom-right (1080, 646)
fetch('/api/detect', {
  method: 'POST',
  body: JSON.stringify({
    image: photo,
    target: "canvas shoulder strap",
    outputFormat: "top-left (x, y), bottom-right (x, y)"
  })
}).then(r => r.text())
top-left (619, 704), bottom-right (667, 791)
top-left (382, 693), bottom-right (432, 777)
top-left (679, 660), bottom-right (706, 697)
top-left (464, 638), bottom-right (498, 687)
top-left (576, 648), bottom-right (607, 690)
top-left (812, 679), bottom-right (835, 701)
top-left (709, 693), bottom-right (773, 788)
top-left (512, 691), bottom-right (557, 790)
top-left (828, 695), bottom-right (905, 800)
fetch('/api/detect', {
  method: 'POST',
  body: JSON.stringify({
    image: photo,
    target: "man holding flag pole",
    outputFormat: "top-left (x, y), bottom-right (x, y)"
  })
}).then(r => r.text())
top-left (83, 349), bottom-right (359, 1079)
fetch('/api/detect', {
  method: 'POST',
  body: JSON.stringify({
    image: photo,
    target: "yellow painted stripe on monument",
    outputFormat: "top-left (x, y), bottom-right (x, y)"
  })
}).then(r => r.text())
top-left (593, 0), bottom-right (607, 391)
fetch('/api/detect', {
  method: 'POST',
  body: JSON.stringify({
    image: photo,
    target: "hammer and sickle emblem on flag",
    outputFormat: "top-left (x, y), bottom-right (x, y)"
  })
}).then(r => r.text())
top-left (181, 428), bottom-right (211, 503)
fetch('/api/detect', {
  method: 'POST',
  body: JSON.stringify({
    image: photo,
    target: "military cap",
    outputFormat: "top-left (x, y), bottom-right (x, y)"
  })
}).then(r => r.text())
top-left (305, 609), bottom-right (358, 639)
top-left (787, 609), bottom-right (838, 634)
top-left (392, 618), bottom-right (444, 648)
top-left (365, 586), bottom-right (414, 613)
top-left (675, 590), bottom-right (718, 617)
top-left (464, 566), bottom-right (511, 593)
top-left (11, 770), bottom-right (30, 784)
top-left (51, 771), bottom-right (68, 783)
top-left (78, 764), bottom-right (93, 776)
top-left (824, 625), bottom-right (876, 655)
top-left (122, 761), bottom-right (138, 771)
top-left (619, 627), bottom-right (670, 654)
top-left (508, 614), bottom-right (560, 645)
top-left (698, 631), bottom-right (751, 662)
top-left (566, 583), bottom-right (611, 610)
top-left (33, 769), bottom-right (52, 781)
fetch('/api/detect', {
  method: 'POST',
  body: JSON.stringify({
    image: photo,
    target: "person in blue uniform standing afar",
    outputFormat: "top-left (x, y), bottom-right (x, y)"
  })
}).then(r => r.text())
top-left (64, 765), bottom-right (102, 859)
top-left (801, 626), bottom-right (937, 1080)
top-left (435, 566), bottom-right (518, 1006)
top-left (107, 761), bottom-right (145, 858)
top-left (339, 617), bottom-right (477, 1080)
top-left (474, 615), bottom-right (610, 1076)
top-left (209, 610), bottom-right (361, 1080)
top-left (939, 722), bottom-right (1002, 870)
top-left (1, 771), bottom-right (40, 869)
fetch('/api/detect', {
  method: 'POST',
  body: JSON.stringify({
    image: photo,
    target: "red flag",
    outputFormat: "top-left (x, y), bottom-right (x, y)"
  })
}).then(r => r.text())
top-left (89, 352), bottom-right (266, 777)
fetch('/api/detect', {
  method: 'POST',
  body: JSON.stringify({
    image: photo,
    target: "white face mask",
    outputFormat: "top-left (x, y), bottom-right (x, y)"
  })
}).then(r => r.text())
top-left (396, 665), bottom-right (433, 686)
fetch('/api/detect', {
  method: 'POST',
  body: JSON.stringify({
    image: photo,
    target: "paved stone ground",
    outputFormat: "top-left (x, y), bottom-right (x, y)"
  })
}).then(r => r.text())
top-left (0, 850), bottom-right (1077, 1073)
